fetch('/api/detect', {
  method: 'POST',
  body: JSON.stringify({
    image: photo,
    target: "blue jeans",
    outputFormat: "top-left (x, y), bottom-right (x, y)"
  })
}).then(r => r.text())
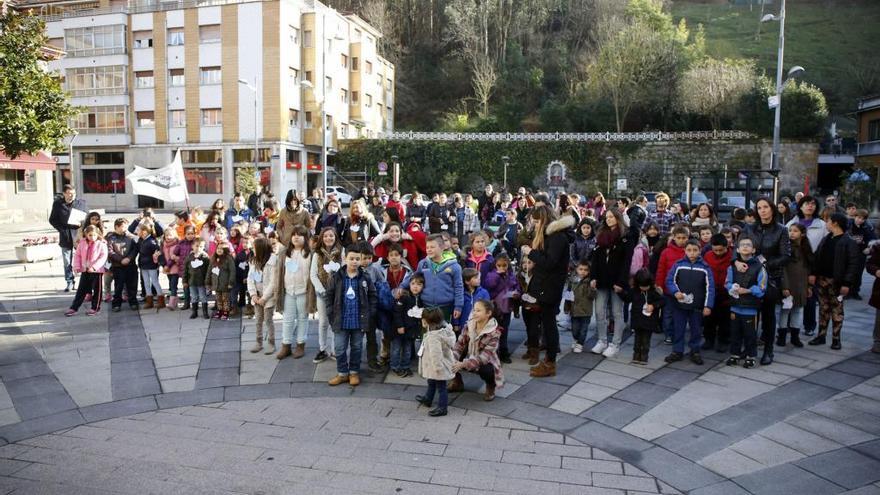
top-left (571, 316), bottom-right (592, 345)
top-left (189, 286), bottom-right (207, 304)
top-left (281, 293), bottom-right (308, 345)
top-left (662, 294), bottom-right (676, 339)
top-left (390, 336), bottom-right (413, 370)
top-left (62, 247), bottom-right (74, 283)
top-left (424, 379), bottom-right (448, 410)
top-left (334, 328), bottom-right (364, 375)
top-left (672, 306), bottom-right (704, 354)
top-left (595, 289), bottom-right (624, 345)
top-left (141, 269), bottom-right (162, 295)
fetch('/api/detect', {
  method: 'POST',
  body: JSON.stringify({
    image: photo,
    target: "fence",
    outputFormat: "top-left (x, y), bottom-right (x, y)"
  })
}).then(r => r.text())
top-left (371, 130), bottom-right (757, 143)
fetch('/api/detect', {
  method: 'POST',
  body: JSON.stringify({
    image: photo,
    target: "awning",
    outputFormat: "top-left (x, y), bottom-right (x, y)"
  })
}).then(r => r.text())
top-left (0, 150), bottom-right (56, 171)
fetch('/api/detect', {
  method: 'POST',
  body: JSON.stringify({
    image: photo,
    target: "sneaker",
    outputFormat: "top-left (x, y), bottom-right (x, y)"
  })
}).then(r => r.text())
top-left (64, 282), bottom-right (74, 292)
top-left (428, 408), bottom-right (448, 417)
top-left (726, 356), bottom-right (740, 366)
top-left (86, 309), bottom-right (99, 316)
top-left (312, 350), bottom-right (329, 363)
top-left (663, 337), bottom-right (673, 345)
top-left (572, 343), bottom-right (584, 354)
top-left (803, 328), bottom-right (815, 336)
top-left (328, 374), bottom-right (349, 386)
top-left (743, 357), bottom-right (756, 369)
top-left (403, 369), bottom-right (413, 377)
top-left (664, 352), bottom-right (683, 363)
top-left (690, 353), bottom-right (704, 365)
top-left (64, 309), bottom-right (77, 317)
top-left (368, 361), bottom-right (385, 373)
top-left (591, 341), bottom-right (608, 354)
top-left (602, 343), bottom-right (619, 358)
top-left (103, 294), bottom-right (112, 303)
top-left (112, 306), bottom-right (121, 313)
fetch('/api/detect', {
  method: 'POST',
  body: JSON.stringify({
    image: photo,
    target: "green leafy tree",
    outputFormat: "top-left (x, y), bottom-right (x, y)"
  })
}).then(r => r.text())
top-left (235, 167), bottom-right (259, 196)
top-left (0, 11), bottom-right (78, 158)
top-left (736, 77), bottom-right (828, 138)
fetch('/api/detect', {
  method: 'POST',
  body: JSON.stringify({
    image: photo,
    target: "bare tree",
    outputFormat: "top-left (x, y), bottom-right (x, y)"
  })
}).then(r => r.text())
top-left (472, 55), bottom-right (498, 118)
top-left (678, 58), bottom-right (755, 130)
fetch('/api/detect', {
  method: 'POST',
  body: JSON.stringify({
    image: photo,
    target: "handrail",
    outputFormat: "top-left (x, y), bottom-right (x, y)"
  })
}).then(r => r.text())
top-left (365, 130), bottom-right (758, 143)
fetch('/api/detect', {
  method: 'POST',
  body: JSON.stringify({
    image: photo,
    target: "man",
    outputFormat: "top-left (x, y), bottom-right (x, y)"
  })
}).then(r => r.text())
top-left (824, 195), bottom-right (845, 215)
top-left (627, 195), bottom-right (649, 231)
top-left (247, 185), bottom-right (263, 215)
top-left (225, 194), bottom-right (253, 230)
top-left (478, 184), bottom-right (494, 225)
top-left (48, 185), bottom-right (87, 291)
top-left (650, 192), bottom-right (676, 235)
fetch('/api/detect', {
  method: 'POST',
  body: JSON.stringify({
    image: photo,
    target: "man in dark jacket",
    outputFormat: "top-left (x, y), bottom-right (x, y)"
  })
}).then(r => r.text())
top-left (48, 185), bottom-right (87, 291)
top-left (809, 212), bottom-right (862, 349)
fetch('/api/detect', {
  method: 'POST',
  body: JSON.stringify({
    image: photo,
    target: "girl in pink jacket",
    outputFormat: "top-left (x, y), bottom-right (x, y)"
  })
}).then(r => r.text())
top-left (66, 225), bottom-right (109, 316)
top-left (161, 229), bottom-right (181, 310)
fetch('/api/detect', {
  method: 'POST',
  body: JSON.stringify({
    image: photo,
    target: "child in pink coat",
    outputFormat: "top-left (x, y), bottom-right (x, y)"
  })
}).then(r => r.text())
top-left (161, 229), bottom-right (182, 310)
top-left (66, 225), bottom-right (109, 316)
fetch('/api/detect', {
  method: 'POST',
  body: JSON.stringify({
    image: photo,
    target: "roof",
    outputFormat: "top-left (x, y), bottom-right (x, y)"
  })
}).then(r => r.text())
top-left (0, 150), bottom-right (56, 171)
top-left (857, 95), bottom-right (880, 113)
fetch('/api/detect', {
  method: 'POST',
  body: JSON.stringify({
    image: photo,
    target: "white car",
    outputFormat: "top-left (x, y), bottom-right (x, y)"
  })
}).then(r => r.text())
top-left (325, 186), bottom-right (352, 206)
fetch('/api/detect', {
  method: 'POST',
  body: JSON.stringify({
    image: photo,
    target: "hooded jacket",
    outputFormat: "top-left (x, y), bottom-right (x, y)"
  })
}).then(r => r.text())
top-left (453, 317), bottom-right (504, 387)
top-left (407, 251), bottom-right (464, 312)
top-left (247, 254), bottom-right (279, 307)
top-left (527, 214), bottom-right (576, 306)
top-left (666, 255), bottom-right (715, 310)
top-left (72, 238), bottom-right (108, 274)
top-left (655, 241), bottom-right (686, 294)
top-left (418, 323), bottom-right (456, 381)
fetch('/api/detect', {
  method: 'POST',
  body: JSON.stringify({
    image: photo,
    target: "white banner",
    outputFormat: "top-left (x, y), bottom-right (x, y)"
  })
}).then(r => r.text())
top-left (127, 150), bottom-right (189, 203)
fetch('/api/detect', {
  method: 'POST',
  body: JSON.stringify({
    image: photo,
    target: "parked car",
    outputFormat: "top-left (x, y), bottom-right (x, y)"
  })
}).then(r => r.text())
top-left (401, 193), bottom-right (430, 204)
top-left (679, 190), bottom-right (709, 206)
top-left (326, 186), bottom-right (352, 206)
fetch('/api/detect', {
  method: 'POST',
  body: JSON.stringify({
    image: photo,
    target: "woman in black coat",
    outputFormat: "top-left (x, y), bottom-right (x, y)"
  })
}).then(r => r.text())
top-left (742, 197), bottom-right (791, 365)
top-left (521, 205), bottom-right (575, 377)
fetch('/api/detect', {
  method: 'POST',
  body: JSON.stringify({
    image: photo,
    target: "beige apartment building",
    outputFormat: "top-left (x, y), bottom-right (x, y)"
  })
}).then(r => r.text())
top-left (15, 0), bottom-right (394, 209)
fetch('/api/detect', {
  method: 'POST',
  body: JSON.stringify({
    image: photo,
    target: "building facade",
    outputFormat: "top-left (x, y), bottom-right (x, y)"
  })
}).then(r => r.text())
top-left (856, 95), bottom-right (880, 169)
top-left (18, 0), bottom-right (394, 210)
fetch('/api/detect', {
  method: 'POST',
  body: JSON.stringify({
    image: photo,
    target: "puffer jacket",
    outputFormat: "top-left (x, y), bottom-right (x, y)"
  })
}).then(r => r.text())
top-left (813, 233), bottom-right (863, 289)
top-left (787, 217), bottom-right (827, 253)
top-left (247, 254), bottom-right (279, 307)
top-left (183, 252), bottom-right (211, 287)
top-left (453, 317), bottom-right (504, 387)
top-left (418, 323), bottom-right (456, 381)
top-left (744, 220), bottom-right (791, 280)
top-left (528, 215), bottom-right (576, 306)
top-left (72, 238), bottom-right (108, 274)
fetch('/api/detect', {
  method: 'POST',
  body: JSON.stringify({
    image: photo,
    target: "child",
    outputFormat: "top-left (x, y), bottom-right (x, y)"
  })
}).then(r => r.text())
top-left (779, 223), bottom-right (813, 348)
top-left (697, 225), bottom-right (714, 249)
top-left (565, 259), bottom-right (596, 353)
top-left (483, 254), bottom-right (518, 363)
top-left (161, 229), bottom-right (181, 310)
top-left (406, 234), bottom-right (463, 325)
top-left (623, 269), bottom-right (663, 364)
top-left (247, 237), bottom-right (278, 354)
top-left (655, 226), bottom-right (690, 344)
top-left (665, 239), bottom-right (715, 364)
top-left (725, 236), bottom-right (768, 368)
top-left (571, 218), bottom-right (597, 267)
top-left (275, 225), bottom-right (311, 359)
top-left (465, 231), bottom-right (495, 285)
top-left (496, 209), bottom-right (523, 261)
top-left (183, 238), bottom-right (211, 319)
top-left (309, 226), bottom-right (342, 363)
top-left (107, 218), bottom-right (138, 312)
top-left (416, 307), bottom-right (457, 417)
top-left (234, 235), bottom-right (253, 317)
top-left (136, 221), bottom-right (163, 310)
top-left (645, 222), bottom-right (661, 250)
top-left (456, 268), bottom-right (490, 332)
top-left (65, 225), bottom-right (108, 316)
top-left (702, 233), bottom-right (733, 352)
top-left (389, 273), bottom-right (425, 377)
top-left (207, 226), bottom-right (228, 256)
top-left (358, 241), bottom-right (385, 371)
top-left (809, 212), bottom-right (860, 350)
top-left (448, 300), bottom-right (504, 401)
top-left (207, 242), bottom-right (236, 320)
top-left (517, 255), bottom-right (542, 365)
top-left (326, 245), bottom-right (377, 387)
top-left (173, 226), bottom-right (196, 310)
top-left (379, 243), bottom-right (412, 365)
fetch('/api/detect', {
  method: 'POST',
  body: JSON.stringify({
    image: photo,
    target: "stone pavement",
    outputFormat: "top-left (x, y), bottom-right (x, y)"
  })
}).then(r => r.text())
top-left (0, 221), bottom-right (879, 494)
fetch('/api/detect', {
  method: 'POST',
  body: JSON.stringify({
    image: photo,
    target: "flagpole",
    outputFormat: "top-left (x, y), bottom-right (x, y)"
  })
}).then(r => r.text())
top-left (178, 148), bottom-right (191, 214)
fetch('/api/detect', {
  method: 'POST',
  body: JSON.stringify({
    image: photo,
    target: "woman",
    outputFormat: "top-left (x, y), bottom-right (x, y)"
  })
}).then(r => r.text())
top-left (372, 221), bottom-right (424, 269)
top-left (586, 192), bottom-right (607, 219)
top-left (742, 197), bottom-right (791, 365)
top-left (590, 208), bottom-right (636, 359)
top-left (211, 199), bottom-right (227, 226)
top-left (406, 192), bottom-right (427, 228)
top-left (342, 200), bottom-right (381, 247)
top-left (199, 211), bottom-right (222, 244)
top-left (515, 195), bottom-right (532, 226)
top-left (786, 195), bottom-right (826, 337)
top-left (690, 203), bottom-right (718, 232)
top-left (317, 198), bottom-right (345, 240)
top-left (777, 201), bottom-right (795, 225)
top-left (368, 194), bottom-right (386, 223)
top-left (276, 190), bottom-right (312, 247)
top-left (520, 205), bottom-right (575, 378)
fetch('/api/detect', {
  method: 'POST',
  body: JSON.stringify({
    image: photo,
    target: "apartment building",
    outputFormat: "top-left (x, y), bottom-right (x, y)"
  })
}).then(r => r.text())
top-left (17, 0), bottom-right (394, 210)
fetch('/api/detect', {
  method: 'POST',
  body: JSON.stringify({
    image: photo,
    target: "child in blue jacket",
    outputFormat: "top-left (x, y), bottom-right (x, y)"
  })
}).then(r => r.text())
top-left (665, 239), bottom-right (715, 365)
top-left (455, 268), bottom-right (490, 332)
top-left (725, 236), bottom-right (767, 369)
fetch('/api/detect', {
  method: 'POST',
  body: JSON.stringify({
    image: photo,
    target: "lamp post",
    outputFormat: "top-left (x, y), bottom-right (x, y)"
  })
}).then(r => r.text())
top-left (391, 154), bottom-right (399, 191)
top-left (68, 130), bottom-right (79, 197)
top-left (501, 155), bottom-right (510, 192)
top-left (300, 79), bottom-right (326, 197)
top-left (238, 77), bottom-right (260, 184)
top-left (605, 155), bottom-right (614, 197)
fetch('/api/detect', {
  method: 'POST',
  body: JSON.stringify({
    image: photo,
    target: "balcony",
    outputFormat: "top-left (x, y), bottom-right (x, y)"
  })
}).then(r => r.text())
top-left (857, 141), bottom-right (880, 157)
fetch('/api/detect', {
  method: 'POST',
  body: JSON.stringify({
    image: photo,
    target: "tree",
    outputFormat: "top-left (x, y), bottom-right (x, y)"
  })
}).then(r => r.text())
top-left (235, 167), bottom-right (259, 196)
top-left (471, 55), bottom-right (497, 118)
top-left (678, 58), bottom-right (755, 130)
top-left (735, 77), bottom-right (829, 139)
top-left (0, 11), bottom-right (77, 158)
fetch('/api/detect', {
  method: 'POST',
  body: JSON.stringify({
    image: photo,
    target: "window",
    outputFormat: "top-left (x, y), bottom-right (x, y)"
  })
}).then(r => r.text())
top-left (83, 168), bottom-right (126, 194)
top-left (869, 119), bottom-right (880, 142)
top-left (351, 57), bottom-right (359, 71)
top-left (386, 78), bottom-right (392, 89)
top-left (325, 76), bottom-right (332, 91)
top-left (340, 89), bottom-right (348, 103)
top-left (15, 170), bottom-right (38, 193)
top-left (305, 111), bottom-right (313, 129)
top-left (72, 106), bottom-right (127, 134)
top-left (340, 123), bottom-right (348, 138)
top-left (184, 168), bottom-right (222, 194)
top-left (135, 111), bottom-right (155, 128)
top-left (167, 27), bottom-right (184, 46)
top-left (133, 30), bottom-right (152, 48)
top-left (199, 24), bottom-right (220, 43)
top-left (81, 152), bottom-right (124, 165)
top-left (304, 71), bottom-right (312, 83)
top-left (353, 28), bottom-right (361, 41)
top-left (64, 25), bottom-right (125, 56)
top-left (288, 67), bottom-right (299, 87)
top-left (303, 30), bottom-right (312, 47)
top-left (169, 68), bottom-right (185, 86)
top-left (365, 93), bottom-right (372, 107)
top-left (365, 60), bottom-right (372, 74)
top-left (180, 149), bottom-right (221, 163)
top-left (66, 65), bottom-right (126, 96)
top-left (341, 54), bottom-right (348, 68)
top-left (170, 110), bottom-right (186, 127)
top-left (135, 70), bottom-right (154, 89)
top-left (288, 109), bottom-right (299, 126)
top-left (199, 67), bottom-right (221, 85)
top-left (47, 37), bottom-right (64, 50)
top-left (232, 148), bottom-right (271, 163)
top-left (325, 114), bottom-right (333, 130)
top-left (201, 108), bottom-right (222, 126)
top-left (366, 35), bottom-right (374, 45)
top-left (289, 25), bottom-right (299, 44)
top-left (351, 91), bottom-right (359, 104)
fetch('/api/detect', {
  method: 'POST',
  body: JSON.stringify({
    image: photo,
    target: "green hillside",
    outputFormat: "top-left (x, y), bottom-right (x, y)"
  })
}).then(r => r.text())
top-left (671, 0), bottom-right (880, 123)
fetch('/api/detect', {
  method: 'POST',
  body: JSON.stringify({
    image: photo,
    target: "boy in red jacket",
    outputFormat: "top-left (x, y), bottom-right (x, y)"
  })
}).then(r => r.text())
top-left (655, 226), bottom-right (689, 343)
top-left (703, 233), bottom-right (732, 351)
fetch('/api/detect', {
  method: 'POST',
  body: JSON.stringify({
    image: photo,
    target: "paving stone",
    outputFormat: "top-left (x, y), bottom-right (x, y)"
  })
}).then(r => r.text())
top-left (635, 446), bottom-right (723, 492)
top-left (803, 368), bottom-right (869, 391)
top-left (155, 388), bottom-right (225, 409)
top-left (11, 393), bottom-right (78, 421)
top-left (786, 411), bottom-right (878, 446)
top-left (203, 338), bottom-right (241, 353)
top-left (581, 398), bottom-right (647, 429)
top-left (0, 362), bottom-right (53, 381)
top-left (550, 394), bottom-right (597, 416)
top-left (112, 376), bottom-right (161, 400)
top-left (734, 463), bottom-right (843, 495)
top-left (641, 367), bottom-right (701, 389)
top-left (3, 375), bottom-right (67, 400)
top-left (568, 421), bottom-right (653, 462)
top-left (556, 351), bottom-right (604, 370)
top-left (109, 347), bottom-right (152, 363)
top-left (561, 456), bottom-right (624, 474)
top-left (79, 397), bottom-right (158, 423)
top-left (758, 422), bottom-right (844, 456)
top-left (729, 434), bottom-right (806, 467)
top-left (795, 448), bottom-right (880, 489)
top-left (223, 383), bottom-right (292, 401)
top-left (654, 425), bottom-right (732, 462)
top-left (0, 409), bottom-right (84, 443)
top-left (831, 358), bottom-right (880, 378)
top-left (688, 480), bottom-right (752, 495)
top-left (582, 370), bottom-right (638, 390)
top-left (612, 381), bottom-right (678, 408)
top-left (507, 402), bottom-right (586, 433)
top-left (198, 351), bottom-right (240, 370)
top-left (853, 439), bottom-right (880, 461)
top-left (542, 362), bottom-right (589, 386)
top-left (508, 381), bottom-right (569, 407)
top-left (111, 359), bottom-right (157, 378)
top-left (567, 381), bottom-right (618, 402)
top-left (592, 472), bottom-right (658, 492)
top-left (195, 368), bottom-right (240, 389)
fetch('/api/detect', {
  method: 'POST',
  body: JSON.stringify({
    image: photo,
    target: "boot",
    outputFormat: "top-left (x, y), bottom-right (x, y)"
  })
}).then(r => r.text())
top-left (264, 341), bottom-right (276, 355)
top-left (168, 296), bottom-right (178, 311)
top-left (276, 344), bottom-right (292, 360)
top-left (143, 296), bottom-right (154, 310)
top-left (790, 328), bottom-right (803, 348)
top-left (182, 297), bottom-right (191, 310)
top-left (229, 305), bottom-right (239, 317)
top-left (775, 327), bottom-right (787, 347)
top-left (447, 373), bottom-right (464, 393)
top-left (189, 304), bottom-right (199, 319)
top-left (484, 385), bottom-right (496, 402)
top-left (156, 295), bottom-right (166, 310)
top-left (244, 304), bottom-right (255, 317)
top-left (292, 342), bottom-right (306, 359)
top-left (250, 340), bottom-right (263, 353)
top-left (521, 347), bottom-right (536, 360)
top-left (529, 358), bottom-right (557, 378)
top-left (202, 302), bottom-right (209, 319)
top-left (760, 349), bottom-right (773, 366)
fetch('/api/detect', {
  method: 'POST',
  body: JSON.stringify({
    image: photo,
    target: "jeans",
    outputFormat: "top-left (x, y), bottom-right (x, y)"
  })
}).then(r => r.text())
top-left (803, 286), bottom-right (818, 332)
top-left (424, 379), bottom-right (448, 409)
top-left (61, 247), bottom-right (74, 283)
top-left (254, 304), bottom-right (275, 344)
top-left (595, 289), bottom-right (624, 346)
top-left (571, 316), bottom-right (592, 345)
top-left (167, 274), bottom-right (179, 297)
top-left (779, 305), bottom-right (804, 330)
top-left (315, 294), bottom-right (334, 353)
top-left (141, 269), bottom-right (162, 296)
top-left (496, 312), bottom-right (512, 358)
top-left (662, 294), bottom-right (676, 338)
top-left (71, 272), bottom-right (102, 311)
top-left (390, 336), bottom-right (414, 370)
top-left (281, 292), bottom-right (308, 345)
top-left (334, 328), bottom-right (364, 375)
top-left (523, 310), bottom-right (542, 349)
top-left (189, 286), bottom-right (207, 304)
top-left (730, 312), bottom-right (758, 358)
top-left (112, 265), bottom-right (138, 306)
top-left (672, 307), bottom-right (703, 354)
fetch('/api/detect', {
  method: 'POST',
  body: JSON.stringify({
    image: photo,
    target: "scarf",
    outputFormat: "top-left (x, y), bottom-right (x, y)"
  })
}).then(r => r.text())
top-left (596, 227), bottom-right (620, 248)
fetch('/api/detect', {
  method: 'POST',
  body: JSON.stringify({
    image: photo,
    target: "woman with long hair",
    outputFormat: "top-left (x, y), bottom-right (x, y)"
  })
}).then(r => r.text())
top-left (276, 190), bottom-right (312, 247)
top-left (589, 208), bottom-right (634, 358)
top-left (690, 203), bottom-right (718, 232)
top-left (520, 205), bottom-right (575, 377)
top-left (342, 199), bottom-right (381, 248)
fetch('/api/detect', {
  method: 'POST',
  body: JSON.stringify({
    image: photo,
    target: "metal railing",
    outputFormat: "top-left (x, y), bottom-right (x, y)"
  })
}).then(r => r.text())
top-left (369, 130), bottom-right (757, 142)
top-left (35, 0), bottom-right (269, 20)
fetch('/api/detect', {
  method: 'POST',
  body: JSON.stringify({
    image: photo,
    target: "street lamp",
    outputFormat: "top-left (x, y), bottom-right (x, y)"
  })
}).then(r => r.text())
top-left (390, 154), bottom-right (399, 191)
top-left (68, 130), bottom-right (79, 197)
top-left (238, 77), bottom-right (260, 186)
top-left (605, 155), bottom-right (615, 197)
top-left (501, 156), bottom-right (510, 192)
top-left (300, 79), bottom-right (327, 197)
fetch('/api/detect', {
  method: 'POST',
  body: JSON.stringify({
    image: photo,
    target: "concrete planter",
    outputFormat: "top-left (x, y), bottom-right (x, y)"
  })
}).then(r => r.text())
top-left (15, 244), bottom-right (61, 263)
